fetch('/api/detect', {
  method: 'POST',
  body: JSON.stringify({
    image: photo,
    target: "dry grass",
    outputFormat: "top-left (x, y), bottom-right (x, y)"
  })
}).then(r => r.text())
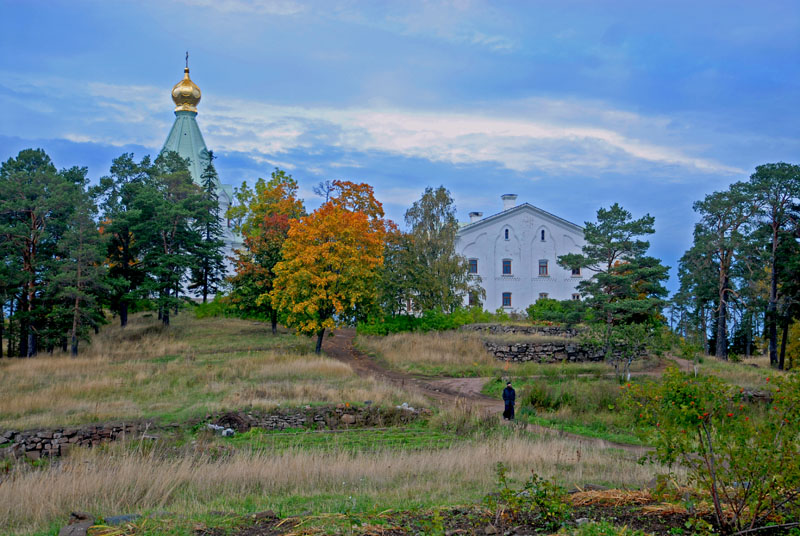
top-left (0, 432), bottom-right (670, 535)
top-left (360, 331), bottom-right (494, 368)
top-left (0, 315), bottom-right (425, 429)
top-left (697, 353), bottom-right (785, 391)
top-left (358, 331), bottom-right (618, 377)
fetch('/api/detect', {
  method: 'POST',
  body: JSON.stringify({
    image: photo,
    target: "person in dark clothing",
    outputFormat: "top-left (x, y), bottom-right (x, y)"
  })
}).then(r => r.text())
top-left (502, 381), bottom-right (516, 420)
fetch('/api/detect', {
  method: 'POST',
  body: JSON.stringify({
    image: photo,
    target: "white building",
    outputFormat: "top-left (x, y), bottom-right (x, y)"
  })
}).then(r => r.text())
top-left (455, 194), bottom-right (587, 312)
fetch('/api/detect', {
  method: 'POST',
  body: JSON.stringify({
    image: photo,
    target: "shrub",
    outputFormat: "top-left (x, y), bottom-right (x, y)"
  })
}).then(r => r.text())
top-left (526, 298), bottom-right (592, 325)
top-left (621, 368), bottom-right (800, 534)
top-left (357, 307), bottom-right (500, 336)
top-left (484, 462), bottom-right (571, 532)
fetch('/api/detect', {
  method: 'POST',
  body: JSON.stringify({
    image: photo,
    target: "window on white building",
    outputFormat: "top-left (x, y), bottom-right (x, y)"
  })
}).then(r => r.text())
top-left (502, 259), bottom-right (512, 275)
top-left (504, 229), bottom-right (509, 240)
top-left (502, 292), bottom-right (512, 307)
top-left (572, 293), bottom-right (581, 301)
top-left (469, 291), bottom-right (479, 307)
top-left (538, 292), bottom-right (549, 300)
top-left (468, 259), bottom-right (478, 274)
top-left (571, 267), bottom-right (581, 276)
top-left (541, 229), bottom-right (546, 241)
top-left (538, 259), bottom-right (549, 276)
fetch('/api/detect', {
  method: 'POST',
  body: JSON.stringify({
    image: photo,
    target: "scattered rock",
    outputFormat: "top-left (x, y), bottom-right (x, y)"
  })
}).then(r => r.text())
top-left (58, 512), bottom-right (96, 536)
top-left (104, 513), bottom-right (141, 525)
top-left (575, 518), bottom-right (591, 526)
top-left (484, 524), bottom-right (497, 535)
top-left (252, 510), bottom-right (277, 520)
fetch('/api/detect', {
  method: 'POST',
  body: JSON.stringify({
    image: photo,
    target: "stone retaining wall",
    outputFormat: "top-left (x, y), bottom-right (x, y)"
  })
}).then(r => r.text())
top-left (461, 323), bottom-right (578, 338)
top-left (462, 323), bottom-right (647, 363)
top-left (0, 405), bottom-right (424, 461)
top-left (484, 340), bottom-right (605, 363)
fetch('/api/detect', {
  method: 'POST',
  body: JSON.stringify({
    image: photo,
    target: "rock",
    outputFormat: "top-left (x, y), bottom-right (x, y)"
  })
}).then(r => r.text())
top-left (25, 450), bottom-right (40, 461)
top-left (58, 512), bottom-right (96, 536)
top-left (58, 522), bottom-right (93, 536)
top-left (340, 414), bottom-right (356, 425)
top-left (575, 518), bottom-right (590, 526)
top-left (484, 524), bottom-right (497, 535)
top-left (252, 510), bottom-right (277, 520)
top-left (105, 514), bottom-right (141, 525)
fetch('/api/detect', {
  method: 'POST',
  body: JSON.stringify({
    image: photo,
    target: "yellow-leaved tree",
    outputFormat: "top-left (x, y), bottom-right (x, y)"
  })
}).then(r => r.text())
top-left (269, 181), bottom-right (389, 353)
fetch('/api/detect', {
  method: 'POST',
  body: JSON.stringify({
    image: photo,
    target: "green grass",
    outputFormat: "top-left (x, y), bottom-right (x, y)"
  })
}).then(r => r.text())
top-left (483, 376), bottom-right (646, 446)
top-left (220, 424), bottom-right (463, 453)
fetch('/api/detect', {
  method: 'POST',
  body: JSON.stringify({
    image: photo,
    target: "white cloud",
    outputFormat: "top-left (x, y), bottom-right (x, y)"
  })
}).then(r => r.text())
top-left (0, 72), bottom-right (745, 179)
top-left (198, 97), bottom-right (744, 177)
top-left (172, 0), bottom-right (306, 16)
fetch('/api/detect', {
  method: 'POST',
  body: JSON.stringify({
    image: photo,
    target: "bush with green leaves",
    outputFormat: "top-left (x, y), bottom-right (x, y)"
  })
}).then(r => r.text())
top-left (484, 462), bottom-right (571, 532)
top-left (621, 368), bottom-right (800, 534)
top-left (357, 307), bottom-right (500, 335)
top-left (526, 298), bottom-right (592, 325)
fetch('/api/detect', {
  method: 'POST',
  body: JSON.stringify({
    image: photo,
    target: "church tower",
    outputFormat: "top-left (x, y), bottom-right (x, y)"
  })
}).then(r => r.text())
top-left (161, 57), bottom-right (240, 273)
top-left (161, 58), bottom-right (217, 187)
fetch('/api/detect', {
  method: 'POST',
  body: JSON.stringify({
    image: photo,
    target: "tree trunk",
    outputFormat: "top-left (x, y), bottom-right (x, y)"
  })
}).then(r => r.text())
top-left (767, 226), bottom-right (780, 367)
top-left (779, 316), bottom-right (790, 370)
top-left (7, 298), bottom-right (15, 357)
top-left (271, 310), bottom-right (278, 335)
top-left (27, 332), bottom-right (36, 358)
top-left (18, 295), bottom-right (28, 358)
top-left (715, 277), bottom-right (729, 359)
top-left (120, 301), bottom-right (128, 328)
top-left (0, 301), bottom-right (4, 358)
top-left (315, 328), bottom-right (325, 354)
top-left (61, 337), bottom-right (67, 353)
top-left (71, 295), bottom-right (80, 357)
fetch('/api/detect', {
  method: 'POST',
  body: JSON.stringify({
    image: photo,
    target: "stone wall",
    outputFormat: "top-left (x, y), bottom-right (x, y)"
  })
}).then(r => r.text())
top-left (0, 405), bottom-right (424, 461)
top-left (483, 340), bottom-right (605, 363)
top-left (461, 323), bottom-right (578, 338)
top-left (462, 323), bottom-right (646, 363)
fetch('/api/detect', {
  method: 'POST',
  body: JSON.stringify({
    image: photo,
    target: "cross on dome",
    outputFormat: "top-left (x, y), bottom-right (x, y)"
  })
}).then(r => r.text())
top-left (171, 53), bottom-right (201, 113)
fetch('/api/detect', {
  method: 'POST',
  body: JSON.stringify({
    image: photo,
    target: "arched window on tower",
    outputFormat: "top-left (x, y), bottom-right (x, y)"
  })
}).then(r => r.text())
top-left (504, 229), bottom-right (509, 240)
top-left (541, 229), bottom-right (546, 241)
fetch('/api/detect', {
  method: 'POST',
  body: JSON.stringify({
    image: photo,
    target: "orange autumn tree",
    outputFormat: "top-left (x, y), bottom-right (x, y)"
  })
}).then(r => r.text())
top-left (269, 181), bottom-right (389, 353)
top-left (227, 169), bottom-right (305, 334)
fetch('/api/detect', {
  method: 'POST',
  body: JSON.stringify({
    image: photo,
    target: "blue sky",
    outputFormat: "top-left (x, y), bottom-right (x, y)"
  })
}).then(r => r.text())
top-left (2, 0), bottom-right (798, 291)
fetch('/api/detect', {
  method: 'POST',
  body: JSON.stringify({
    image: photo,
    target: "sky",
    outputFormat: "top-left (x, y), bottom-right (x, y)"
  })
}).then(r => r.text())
top-left (1, 0), bottom-right (798, 292)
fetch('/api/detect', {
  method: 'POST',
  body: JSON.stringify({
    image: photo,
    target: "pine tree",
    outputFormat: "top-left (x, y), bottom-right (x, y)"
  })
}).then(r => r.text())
top-left (0, 149), bottom-right (78, 356)
top-left (189, 151), bottom-right (226, 303)
top-left (92, 153), bottom-right (151, 327)
top-left (50, 194), bottom-right (108, 355)
top-left (133, 151), bottom-right (205, 326)
top-left (558, 203), bottom-right (669, 370)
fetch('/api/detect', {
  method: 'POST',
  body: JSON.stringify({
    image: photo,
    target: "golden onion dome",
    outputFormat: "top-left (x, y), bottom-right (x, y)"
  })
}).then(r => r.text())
top-left (171, 67), bottom-right (201, 113)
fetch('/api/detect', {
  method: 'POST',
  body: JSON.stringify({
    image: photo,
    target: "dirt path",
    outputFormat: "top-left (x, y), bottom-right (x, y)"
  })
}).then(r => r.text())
top-left (324, 328), bottom-right (503, 413)
top-left (324, 329), bottom-right (650, 454)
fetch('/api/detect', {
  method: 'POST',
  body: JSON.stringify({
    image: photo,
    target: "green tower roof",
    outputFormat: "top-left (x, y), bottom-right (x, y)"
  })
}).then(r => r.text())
top-left (161, 110), bottom-right (210, 186)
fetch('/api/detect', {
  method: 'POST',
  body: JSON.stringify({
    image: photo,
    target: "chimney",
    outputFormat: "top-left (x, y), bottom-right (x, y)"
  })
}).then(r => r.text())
top-left (469, 211), bottom-right (483, 223)
top-left (501, 194), bottom-right (518, 211)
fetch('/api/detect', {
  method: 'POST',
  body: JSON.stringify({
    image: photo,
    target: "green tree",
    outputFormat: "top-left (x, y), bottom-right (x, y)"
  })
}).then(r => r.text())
top-left (558, 203), bottom-right (669, 363)
top-left (0, 149), bottom-right (79, 356)
top-left (50, 193), bottom-right (108, 355)
top-left (403, 186), bottom-right (482, 313)
top-left (189, 151), bottom-right (227, 303)
top-left (691, 183), bottom-right (760, 359)
top-left (748, 163), bottom-right (800, 367)
top-left (133, 151), bottom-right (205, 326)
top-left (92, 153), bottom-right (152, 327)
